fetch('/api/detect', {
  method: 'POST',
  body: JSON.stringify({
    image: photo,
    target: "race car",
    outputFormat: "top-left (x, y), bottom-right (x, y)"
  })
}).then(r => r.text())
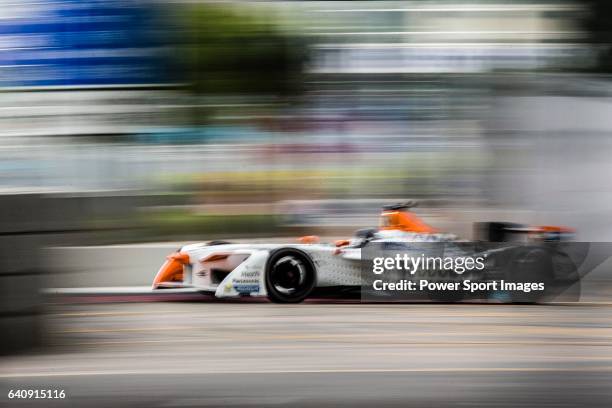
top-left (152, 202), bottom-right (579, 303)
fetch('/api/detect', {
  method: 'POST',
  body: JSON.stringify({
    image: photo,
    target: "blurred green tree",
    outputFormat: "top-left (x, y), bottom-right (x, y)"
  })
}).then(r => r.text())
top-left (177, 4), bottom-right (309, 98)
top-left (581, 0), bottom-right (612, 72)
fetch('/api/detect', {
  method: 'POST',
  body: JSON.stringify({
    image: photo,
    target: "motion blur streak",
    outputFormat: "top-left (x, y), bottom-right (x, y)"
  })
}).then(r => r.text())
top-left (3, 303), bottom-right (612, 407)
top-left (1, 1), bottom-right (612, 407)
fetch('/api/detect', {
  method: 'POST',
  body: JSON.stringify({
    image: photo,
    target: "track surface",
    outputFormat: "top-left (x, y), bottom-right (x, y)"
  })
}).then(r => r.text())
top-left (2, 301), bottom-right (612, 407)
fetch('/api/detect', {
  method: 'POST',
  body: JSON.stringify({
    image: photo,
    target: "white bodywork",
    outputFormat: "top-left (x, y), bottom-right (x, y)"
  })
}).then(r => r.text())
top-left (177, 242), bottom-right (362, 298)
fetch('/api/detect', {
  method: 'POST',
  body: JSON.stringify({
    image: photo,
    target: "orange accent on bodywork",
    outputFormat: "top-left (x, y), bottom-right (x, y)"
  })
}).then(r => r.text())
top-left (167, 252), bottom-right (190, 264)
top-left (201, 253), bottom-right (231, 263)
top-left (153, 252), bottom-right (189, 288)
top-left (536, 225), bottom-right (575, 233)
top-left (200, 253), bottom-right (251, 278)
top-left (153, 259), bottom-right (183, 288)
top-left (299, 235), bottom-right (320, 244)
top-left (379, 210), bottom-right (438, 234)
top-left (335, 239), bottom-right (350, 247)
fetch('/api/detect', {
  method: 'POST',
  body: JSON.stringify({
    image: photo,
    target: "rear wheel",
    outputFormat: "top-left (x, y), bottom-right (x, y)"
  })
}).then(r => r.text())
top-left (506, 247), bottom-right (554, 303)
top-left (265, 248), bottom-right (316, 303)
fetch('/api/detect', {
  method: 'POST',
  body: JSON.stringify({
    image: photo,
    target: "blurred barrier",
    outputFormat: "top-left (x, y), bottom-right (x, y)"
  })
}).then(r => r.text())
top-left (43, 244), bottom-right (177, 289)
top-left (0, 191), bottom-right (146, 353)
top-left (0, 194), bottom-right (45, 354)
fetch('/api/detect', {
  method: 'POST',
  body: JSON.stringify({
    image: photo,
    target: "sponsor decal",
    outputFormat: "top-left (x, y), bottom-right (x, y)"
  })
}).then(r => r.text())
top-left (233, 283), bottom-right (260, 293)
top-left (240, 270), bottom-right (259, 278)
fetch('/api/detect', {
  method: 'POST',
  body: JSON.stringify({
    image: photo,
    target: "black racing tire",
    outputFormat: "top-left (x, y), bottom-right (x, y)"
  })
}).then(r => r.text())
top-left (265, 248), bottom-right (317, 303)
top-left (506, 247), bottom-right (554, 304)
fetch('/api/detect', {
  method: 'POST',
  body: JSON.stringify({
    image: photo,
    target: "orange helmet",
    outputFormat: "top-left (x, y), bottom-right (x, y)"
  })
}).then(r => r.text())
top-left (379, 203), bottom-right (438, 234)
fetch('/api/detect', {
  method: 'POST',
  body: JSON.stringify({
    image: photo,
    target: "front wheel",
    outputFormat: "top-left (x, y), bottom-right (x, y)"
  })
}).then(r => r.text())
top-left (265, 248), bottom-right (316, 303)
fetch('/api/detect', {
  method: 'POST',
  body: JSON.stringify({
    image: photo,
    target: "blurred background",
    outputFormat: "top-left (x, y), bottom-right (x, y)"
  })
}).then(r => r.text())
top-left (1, 0), bottom-right (612, 244)
top-left (2, 2), bottom-right (612, 403)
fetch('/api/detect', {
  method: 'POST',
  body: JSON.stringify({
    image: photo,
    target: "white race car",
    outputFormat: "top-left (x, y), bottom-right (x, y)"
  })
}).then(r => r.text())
top-left (151, 203), bottom-right (576, 303)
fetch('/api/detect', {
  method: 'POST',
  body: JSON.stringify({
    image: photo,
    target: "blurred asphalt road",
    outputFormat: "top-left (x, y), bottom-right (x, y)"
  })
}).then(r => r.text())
top-left (2, 301), bottom-right (612, 407)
